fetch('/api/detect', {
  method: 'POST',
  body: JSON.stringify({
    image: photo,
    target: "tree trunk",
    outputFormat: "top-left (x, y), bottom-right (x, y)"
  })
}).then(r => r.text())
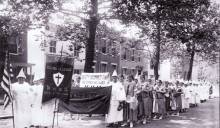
top-left (84, 0), bottom-right (99, 73)
top-left (187, 45), bottom-right (195, 81)
top-left (153, 20), bottom-right (161, 80)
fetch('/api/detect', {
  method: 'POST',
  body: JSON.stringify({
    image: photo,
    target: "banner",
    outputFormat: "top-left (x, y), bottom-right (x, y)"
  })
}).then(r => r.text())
top-left (80, 73), bottom-right (110, 87)
top-left (59, 86), bottom-right (112, 114)
top-left (42, 62), bottom-right (73, 103)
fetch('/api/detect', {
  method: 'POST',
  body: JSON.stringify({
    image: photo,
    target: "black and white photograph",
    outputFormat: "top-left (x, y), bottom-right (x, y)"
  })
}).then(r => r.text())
top-left (0, 0), bottom-right (219, 128)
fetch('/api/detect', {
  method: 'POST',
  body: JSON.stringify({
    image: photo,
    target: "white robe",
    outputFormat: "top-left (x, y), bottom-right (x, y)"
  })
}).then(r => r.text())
top-left (11, 82), bottom-right (32, 128)
top-left (188, 86), bottom-right (196, 104)
top-left (182, 87), bottom-right (190, 109)
top-left (199, 86), bottom-right (206, 101)
top-left (106, 82), bottom-right (126, 123)
top-left (30, 85), bottom-right (44, 126)
top-left (194, 86), bottom-right (200, 104)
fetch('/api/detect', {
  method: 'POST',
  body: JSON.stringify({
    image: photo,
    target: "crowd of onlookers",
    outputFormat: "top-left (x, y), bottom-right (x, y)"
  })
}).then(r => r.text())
top-left (106, 74), bottom-right (214, 128)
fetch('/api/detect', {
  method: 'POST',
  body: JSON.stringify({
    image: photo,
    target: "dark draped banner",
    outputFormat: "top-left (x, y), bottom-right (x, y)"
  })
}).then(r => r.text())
top-left (42, 62), bottom-right (73, 103)
top-left (59, 86), bottom-right (112, 114)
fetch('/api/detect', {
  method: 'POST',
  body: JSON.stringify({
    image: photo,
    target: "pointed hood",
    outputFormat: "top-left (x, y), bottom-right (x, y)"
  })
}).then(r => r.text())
top-left (16, 68), bottom-right (26, 79)
top-left (112, 70), bottom-right (117, 77)
top-left (134, 72), bottom-right (139, 79)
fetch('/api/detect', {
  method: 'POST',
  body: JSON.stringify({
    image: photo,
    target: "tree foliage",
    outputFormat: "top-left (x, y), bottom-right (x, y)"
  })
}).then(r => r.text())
top-left (56, 23), bottom-right (87, 46)
top-left (167, 3), bottom-right (220, 63)
top-left (0, 0), bottom-right (61, 53)
top-left (112, 0), bottom-right (219, 80)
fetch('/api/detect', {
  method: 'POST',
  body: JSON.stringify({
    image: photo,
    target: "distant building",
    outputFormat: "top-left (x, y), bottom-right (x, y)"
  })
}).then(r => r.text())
top-left (43, 23), bottom-right (83, 74)
top-left (43, 18), bottom-right (148, 76)
top-left (93, 37), bottom-right (120, 74)
top-left (119, 39), bottom-right (148, 77)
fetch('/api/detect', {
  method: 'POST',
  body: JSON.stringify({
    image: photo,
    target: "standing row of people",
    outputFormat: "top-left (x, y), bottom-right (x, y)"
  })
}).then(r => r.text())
top-left (106, 71), bottom-right (213, 128)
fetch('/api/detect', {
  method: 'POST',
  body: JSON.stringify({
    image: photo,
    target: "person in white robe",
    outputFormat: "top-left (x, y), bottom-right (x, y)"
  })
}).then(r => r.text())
top-left (106, 70), bottom-right (126, 126)
top-left (199, 83), bottom-right (207, 102)
top-left (182, 83), bottom-right (190, 110)
top-left (30, 81), bottom-right (44, 126)
top-left (204, 84), bottom-right (210, 100)
top-left (194, 84), bottom-right (200, 106)
top-left (188, 83), bottom-right (196, 106)
top-left (11, 69), bottom-right (32, 128)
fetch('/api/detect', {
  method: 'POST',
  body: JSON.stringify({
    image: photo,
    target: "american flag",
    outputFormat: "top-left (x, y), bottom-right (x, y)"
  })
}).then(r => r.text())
top-left (1, 53), bottom-right (13, 109)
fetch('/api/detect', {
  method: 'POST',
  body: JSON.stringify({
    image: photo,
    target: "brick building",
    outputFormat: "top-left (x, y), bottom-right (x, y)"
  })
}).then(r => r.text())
top-left (44, 21), bottom-right (148, 77)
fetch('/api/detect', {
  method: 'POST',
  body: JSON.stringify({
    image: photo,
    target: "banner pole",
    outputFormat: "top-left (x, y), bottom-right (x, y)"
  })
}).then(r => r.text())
top-left (52, 98), bottom-right (57, 128)
top-left (56, 100), bottom-right (59, 126)
top-left (11, 100), bottom-right (15, 128)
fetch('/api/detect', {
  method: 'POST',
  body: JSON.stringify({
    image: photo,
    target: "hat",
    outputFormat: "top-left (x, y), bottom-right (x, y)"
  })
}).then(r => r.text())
top-left (16, 68), bottom-right (26, 79)
top-left (134, 72), bottom-right (139, 79)
top-left (112, 70), bottom-right (117, 77)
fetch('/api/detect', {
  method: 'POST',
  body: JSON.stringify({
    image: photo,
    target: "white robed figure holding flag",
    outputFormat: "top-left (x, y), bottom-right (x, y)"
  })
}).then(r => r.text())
top-left (11, 69), bottom-right (32, 128)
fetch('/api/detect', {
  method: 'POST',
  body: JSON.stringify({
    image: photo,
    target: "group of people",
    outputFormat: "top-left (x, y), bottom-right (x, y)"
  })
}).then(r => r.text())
top-left (5, 68), bottom-right (214, 128)
top-left (10, 69), bottom-right (44, 128)
top-left (106, 70), bottom-right (213, 128)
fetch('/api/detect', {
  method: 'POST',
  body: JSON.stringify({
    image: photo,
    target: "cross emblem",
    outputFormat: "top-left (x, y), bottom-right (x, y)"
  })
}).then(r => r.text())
top-left (53, 72), bottom-right (64, 87)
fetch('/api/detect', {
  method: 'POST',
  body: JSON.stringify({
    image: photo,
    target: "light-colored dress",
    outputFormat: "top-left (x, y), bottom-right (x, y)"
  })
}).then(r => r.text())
top-left (106, 81), bottom-right (126, 123)
top-left (11, 82), bottom-right (32, 128)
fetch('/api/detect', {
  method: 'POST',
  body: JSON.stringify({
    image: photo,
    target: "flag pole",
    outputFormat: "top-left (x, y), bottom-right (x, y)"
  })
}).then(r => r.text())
top-left (8, 52), bottom-right (15, 128)
top-left (52, 43), bottom-right (64, 128)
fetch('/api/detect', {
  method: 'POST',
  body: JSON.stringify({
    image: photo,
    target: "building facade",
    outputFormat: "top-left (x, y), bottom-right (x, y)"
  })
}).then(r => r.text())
top-left (93, 38), bottom-right (148, 77)
top-left (44, 22), bottom-right (148, 77)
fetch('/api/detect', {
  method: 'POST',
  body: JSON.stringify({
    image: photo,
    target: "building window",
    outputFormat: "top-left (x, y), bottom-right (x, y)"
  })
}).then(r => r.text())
top-left (123, 54), bottom-right (126, 60)
top-left (122, 48), bottom-right (127, 60)
top-left (150, 59), bottom-right (154, 69)
top-left (101, 63), bottom-right (107, 72)
top-left (101, 47), bottom-right (106, 53)
top-left (135, 51), bottom-right (141, 62)
top-left (111, 64), bottom-right (117, 72)
top-left (8, 35), bottom-right (22, 54)
top-left (122, 68), bottom-right (127, 75)
top-left (49, 41), bottom-right (56, 53)
top-left (101, 41), bottom-right (107, 54)
top-left (74, 69), bottom-right (80, 74)
top-left (138, 56), bottom-right (141, 62)
top-left (111, 41), bottom-right (117, 56)
top-left (16, 36), bottom-right (23, 54)
top-left (127, 50), bottom-right (130, 61)
top-left (131, 49), bottom-right (135, 61)
top-left (132, 69), bottom-right (136, 75)
top-left (74, 45), bottom-right (80, 57)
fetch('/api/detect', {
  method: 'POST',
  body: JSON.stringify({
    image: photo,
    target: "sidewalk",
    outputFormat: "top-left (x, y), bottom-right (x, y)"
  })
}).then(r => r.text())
top-left (54, 114), bottom-right (106, 128)
top-left (0, 98), bottom-right (219, 128)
